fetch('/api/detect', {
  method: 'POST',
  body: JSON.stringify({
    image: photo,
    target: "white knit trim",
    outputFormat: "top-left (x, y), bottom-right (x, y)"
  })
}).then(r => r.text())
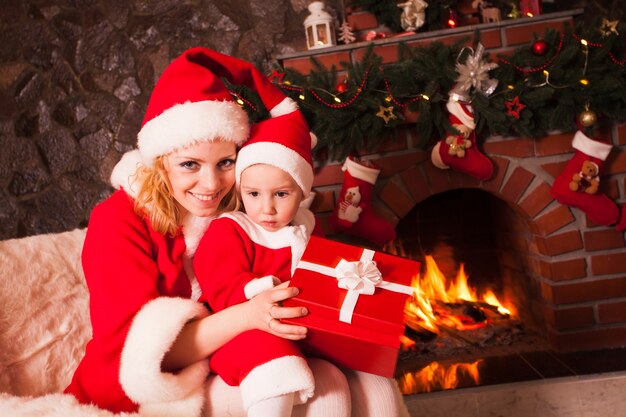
top-left (236, 141), bottom-right (314, 197)
top-left (244, 276), bottom-right (280, 299)
top-left (446, 99), bottom-right (476, 130)
top-left (220, 211), bottom-right (313, 251)
top-left (181, 214), bottom-right (214, 301)
top-left (239, 356), bottom-right (315, 410)
top-left (110, 149), bottom-right (143, 197)
top-left (342, 157), bottom-right (380, 185)
top-left (119, 297), bottom-right (210, 410)
top-left (138, 100), bottom-right (249, 166)
top-left (269, 97), bottom-right (299, 117)
top-left (572, 130), bottom-right (612, 160)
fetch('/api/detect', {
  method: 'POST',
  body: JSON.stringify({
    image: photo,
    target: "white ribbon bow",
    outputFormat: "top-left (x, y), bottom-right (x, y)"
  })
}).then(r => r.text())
top-left (335, 259), bottom-right (383, 295)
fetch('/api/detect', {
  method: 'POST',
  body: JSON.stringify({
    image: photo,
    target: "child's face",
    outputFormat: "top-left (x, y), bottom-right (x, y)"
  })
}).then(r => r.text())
top-left (240, 164), bottom-right (304, 232)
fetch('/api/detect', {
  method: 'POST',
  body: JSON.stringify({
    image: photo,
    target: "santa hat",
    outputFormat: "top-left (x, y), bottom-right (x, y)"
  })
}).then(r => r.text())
top-left (235, 110), bottom-right (316, 197)
top-left (137, 47), bottom-right (298, 166)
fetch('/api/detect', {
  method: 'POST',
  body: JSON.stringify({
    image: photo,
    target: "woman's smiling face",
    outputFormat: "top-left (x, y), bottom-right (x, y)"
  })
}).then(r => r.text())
top-left (164, 140), bottom-right (237, 218)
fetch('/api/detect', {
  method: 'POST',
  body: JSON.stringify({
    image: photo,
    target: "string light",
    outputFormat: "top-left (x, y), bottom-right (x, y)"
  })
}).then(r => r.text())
top-left (229, 92), bottom-right (258, 111)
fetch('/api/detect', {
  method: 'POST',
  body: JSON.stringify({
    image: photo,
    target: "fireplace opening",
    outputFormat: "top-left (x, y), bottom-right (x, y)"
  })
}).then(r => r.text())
top-left (388, 188), bottom-right (552, 391)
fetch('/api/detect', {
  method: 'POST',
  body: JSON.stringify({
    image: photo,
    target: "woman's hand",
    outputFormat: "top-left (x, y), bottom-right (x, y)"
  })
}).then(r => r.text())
top-left (243, 281), bottom-right (309, 340)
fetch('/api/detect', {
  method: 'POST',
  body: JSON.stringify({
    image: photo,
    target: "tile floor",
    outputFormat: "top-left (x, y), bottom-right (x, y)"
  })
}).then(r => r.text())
top-left (400, 347), bottom-right (626, 416)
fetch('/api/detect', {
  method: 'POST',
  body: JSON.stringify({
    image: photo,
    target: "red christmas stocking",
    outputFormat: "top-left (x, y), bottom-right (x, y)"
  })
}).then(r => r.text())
top-left (330, 157), bottom-right (396, 245)
top-left (550, 130), bottom-right (619, 226)
top-left (431, 98), bottom-right (494, 180)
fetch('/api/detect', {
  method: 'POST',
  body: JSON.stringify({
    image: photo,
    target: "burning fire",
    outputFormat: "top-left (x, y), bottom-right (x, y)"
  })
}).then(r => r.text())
top-left (399, 360), bottom-right (483, 394)
top-left (404, 255), bottom-right (515, 334)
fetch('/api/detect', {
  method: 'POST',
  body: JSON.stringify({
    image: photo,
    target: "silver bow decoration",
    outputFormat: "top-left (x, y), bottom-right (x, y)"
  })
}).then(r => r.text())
top-left (451, 43), bottom-right (498, 101)
top-left (335, 259), bottom-right (383, 295)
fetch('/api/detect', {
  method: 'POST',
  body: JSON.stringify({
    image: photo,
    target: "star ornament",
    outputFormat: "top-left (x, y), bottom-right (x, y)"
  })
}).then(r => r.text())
top-left (268, 69), bottom-right (286, 84)
top-left (505, 96), bottom-right (526, 119)
top-left (600, 18), bottom-right (619, 37)
top-left (376, 105), bottom-right (396, 124)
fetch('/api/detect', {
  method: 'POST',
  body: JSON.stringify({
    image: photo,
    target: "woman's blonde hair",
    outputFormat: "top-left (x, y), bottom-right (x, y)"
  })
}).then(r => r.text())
top-left (133, 156), bottom-right (239, 237)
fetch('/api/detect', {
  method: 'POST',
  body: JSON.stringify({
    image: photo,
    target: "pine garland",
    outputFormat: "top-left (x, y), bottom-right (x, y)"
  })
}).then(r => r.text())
top-left (234, 17), bottom-right (626, 161)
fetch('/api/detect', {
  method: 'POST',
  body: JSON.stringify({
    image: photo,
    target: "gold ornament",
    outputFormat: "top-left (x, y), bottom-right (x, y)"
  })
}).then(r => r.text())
top-left (600, 18), bottom-right (619, 37)
top-left (376, 105), bottom-right (396, 124)
top-left (579, 109), bottom-right (597, 127)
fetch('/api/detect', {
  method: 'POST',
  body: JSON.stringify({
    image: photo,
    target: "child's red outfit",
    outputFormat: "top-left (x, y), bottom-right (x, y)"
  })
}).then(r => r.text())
top-left (194, 209), bottom-right (316, 409)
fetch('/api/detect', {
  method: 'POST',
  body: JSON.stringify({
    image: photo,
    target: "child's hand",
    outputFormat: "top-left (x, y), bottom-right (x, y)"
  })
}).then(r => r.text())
top-left (243, 281), bottom-right (309, 340)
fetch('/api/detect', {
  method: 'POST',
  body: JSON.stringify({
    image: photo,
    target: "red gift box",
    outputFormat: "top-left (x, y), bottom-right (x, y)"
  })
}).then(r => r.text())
top-left (282, 236), bottom-right (419, 377)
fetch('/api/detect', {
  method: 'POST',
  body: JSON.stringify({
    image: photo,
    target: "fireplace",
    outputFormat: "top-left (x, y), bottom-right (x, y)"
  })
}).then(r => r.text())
top-left (278, 7), bottom-right (626, 392)
top-left (279, 5), bottom-right (626, 392)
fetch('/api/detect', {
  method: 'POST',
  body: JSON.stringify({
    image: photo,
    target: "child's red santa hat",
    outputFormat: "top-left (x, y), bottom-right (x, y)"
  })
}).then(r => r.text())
top-left (235, 109), bottom-right (316, 197)
top-left (136, 47), bottom-right (297, 167)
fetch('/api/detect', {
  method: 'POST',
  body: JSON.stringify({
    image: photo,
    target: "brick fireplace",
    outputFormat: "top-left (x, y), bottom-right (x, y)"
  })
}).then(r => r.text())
top-left (277, 8), bottom-right (626, 354)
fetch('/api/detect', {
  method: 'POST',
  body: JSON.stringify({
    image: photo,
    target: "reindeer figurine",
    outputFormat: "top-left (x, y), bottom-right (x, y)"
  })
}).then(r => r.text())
top-left (471, 0), bottom-right (501, 23)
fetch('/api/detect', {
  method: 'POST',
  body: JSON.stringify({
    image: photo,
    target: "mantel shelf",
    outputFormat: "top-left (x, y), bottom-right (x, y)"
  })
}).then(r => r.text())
top-left (277, 9), bottom-right (583, 62)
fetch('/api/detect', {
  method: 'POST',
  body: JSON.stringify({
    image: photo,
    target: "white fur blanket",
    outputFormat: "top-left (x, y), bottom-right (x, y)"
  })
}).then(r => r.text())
top-left (0, 229), bottom-right (139, 416)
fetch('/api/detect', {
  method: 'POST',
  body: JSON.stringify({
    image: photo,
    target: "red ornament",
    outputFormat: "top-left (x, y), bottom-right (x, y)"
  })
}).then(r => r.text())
top-left (268, 69), bottom-right (285, 84)
top-left (336, 81), bottom-right (348, 93)
top-left (532, 39), bottom-right (549, 56)
top-left (505, 96), bottom-right (526, 119)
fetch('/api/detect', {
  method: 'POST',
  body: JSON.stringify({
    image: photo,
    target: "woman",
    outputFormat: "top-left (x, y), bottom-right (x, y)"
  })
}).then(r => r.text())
top-left (65, 47), bottom-right (409, 417)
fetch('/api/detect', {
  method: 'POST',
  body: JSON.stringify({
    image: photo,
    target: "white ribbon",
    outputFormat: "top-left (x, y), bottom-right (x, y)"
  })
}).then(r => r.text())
top-left (296, 249), bottom-right (414, 324)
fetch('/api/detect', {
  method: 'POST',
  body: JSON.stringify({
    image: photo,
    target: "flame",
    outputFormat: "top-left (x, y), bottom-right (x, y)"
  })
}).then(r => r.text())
top-left (399, 360), bottom-right (483, 394)
top-left (483, 290), bottom-right (514, 316)
top-left (403, 255), bottom-right (515, 333)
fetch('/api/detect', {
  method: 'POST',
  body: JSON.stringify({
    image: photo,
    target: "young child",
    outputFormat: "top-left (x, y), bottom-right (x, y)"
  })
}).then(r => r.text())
top-left (194, 108), bottom-right (317, 417)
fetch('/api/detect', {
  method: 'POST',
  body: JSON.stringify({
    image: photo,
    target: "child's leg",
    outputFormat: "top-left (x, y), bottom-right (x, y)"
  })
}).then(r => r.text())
top-left (342, 369), bottom-right (410, 417)
top-left (247, 392), bottom-right (294, 417)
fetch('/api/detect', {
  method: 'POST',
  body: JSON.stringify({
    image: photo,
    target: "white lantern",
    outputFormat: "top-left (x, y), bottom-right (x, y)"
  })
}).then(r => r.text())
top-left (304, 1), bottom-right (336, 50)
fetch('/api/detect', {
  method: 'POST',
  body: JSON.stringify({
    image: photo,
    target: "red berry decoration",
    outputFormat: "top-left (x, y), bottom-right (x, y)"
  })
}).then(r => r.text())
top-left (336, 82), bottom-right (348, 93)
top-left (532, 39), bottom-right (549, 56)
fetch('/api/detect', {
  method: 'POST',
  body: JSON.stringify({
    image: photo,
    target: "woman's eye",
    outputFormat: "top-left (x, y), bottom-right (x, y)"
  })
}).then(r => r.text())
top-left (180, 161), bottom-right (198, 169)
top-left (219, 158), bottom-right (235, 169)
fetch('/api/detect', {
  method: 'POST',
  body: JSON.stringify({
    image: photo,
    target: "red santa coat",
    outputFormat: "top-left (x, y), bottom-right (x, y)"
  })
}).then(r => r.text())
top-left (194, 210), bottom-right (316, 409)
top-left (64, 188), bottom-right (213, 416)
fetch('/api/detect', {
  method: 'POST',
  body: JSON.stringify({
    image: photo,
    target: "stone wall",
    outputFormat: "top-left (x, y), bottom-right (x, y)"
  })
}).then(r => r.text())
top-left (0, 0), bottom-right (343, 239)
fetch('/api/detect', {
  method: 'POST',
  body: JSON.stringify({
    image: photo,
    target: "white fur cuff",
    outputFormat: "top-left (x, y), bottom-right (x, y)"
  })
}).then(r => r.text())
top-left (240, 356), bottom-right (315, 410)
top-left (572, 130), bottom-right (612, 160)
top-left (343, 157), bottom-right (380, 185)
top-left (244, 276), bottom-right (280, 299)
top-left (119, 297), bottom-right (210, 412)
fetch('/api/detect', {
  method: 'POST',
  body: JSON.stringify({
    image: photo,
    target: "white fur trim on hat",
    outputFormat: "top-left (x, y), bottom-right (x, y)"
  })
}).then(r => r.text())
top-left (110, 149), bottom-right (143, 197)
top-left (239, 356), bottom-right (315, 410)
top-left (138, 99), bottom-right (250, 166)
top-left (236, 141), bottom-right (314, 197)
top-left (572, 130), bottom-right (613, 161)
top-left (269, 97), bottom-right (299, 117)
top-left (342, 157), bottom-right (380, 185)
top-left (119, 297), bottom-right (210, 414)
